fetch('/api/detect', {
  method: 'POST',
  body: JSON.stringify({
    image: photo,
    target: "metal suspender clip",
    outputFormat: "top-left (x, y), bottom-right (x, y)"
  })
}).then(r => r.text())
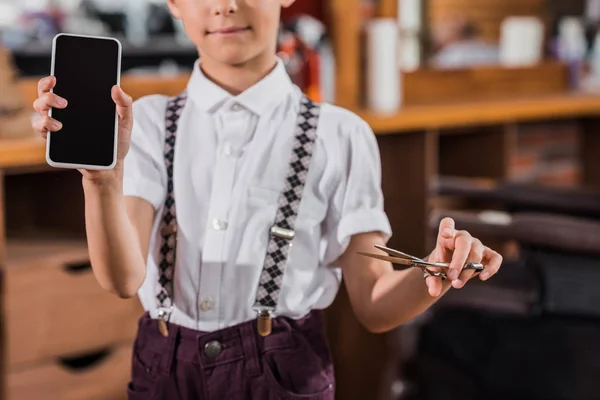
top-left (254, 226), bottom-right (293, 337)
top-left (270, 225), bottom-right (295, 241)
top-left (256, 309), bottom-right (273, 337)
top-left (157, 307), bottom-right (173, 337)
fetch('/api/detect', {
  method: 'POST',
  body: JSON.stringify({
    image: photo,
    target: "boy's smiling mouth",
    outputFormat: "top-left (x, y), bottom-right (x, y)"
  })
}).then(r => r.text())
top-left (207, 26), bottom-right (251, 37)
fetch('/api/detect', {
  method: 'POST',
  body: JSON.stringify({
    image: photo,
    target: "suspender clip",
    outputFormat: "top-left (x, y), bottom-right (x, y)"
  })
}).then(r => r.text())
top-left (270, 225), bottom-right (295, 241)
top-left (256, 309), bottom-right (273, 337)
top-left (157, 307), bottom-right (173, 337)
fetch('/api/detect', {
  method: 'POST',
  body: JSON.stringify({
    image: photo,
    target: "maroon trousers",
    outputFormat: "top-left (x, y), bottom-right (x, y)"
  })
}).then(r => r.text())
top-left (127, 311), bottom-right (335, 399)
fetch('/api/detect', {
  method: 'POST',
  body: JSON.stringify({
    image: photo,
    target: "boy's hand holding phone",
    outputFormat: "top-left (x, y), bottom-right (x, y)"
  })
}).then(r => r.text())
top-left (32, 34), bottom-right (125, 180)
top-left (32, 75), bottom-right (133, 184)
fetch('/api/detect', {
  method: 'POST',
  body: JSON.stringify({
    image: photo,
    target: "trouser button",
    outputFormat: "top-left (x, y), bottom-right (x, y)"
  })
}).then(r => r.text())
top-left (204, 340), bottom-right (222, 358)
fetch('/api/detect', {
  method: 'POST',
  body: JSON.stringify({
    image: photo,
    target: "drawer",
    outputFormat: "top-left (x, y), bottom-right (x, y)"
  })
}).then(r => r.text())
top-left (5, 238), bottom-right (144, 367)
top-left (8, 344), bottom-right (131, 400)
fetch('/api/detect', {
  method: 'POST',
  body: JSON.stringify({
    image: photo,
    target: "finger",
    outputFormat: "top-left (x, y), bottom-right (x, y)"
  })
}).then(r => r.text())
top-left (436, 217), bottom-right (456, 259)
top-left (479, 248), bottom-right (503, 281)
top-left (112, 86), bottom-right (133, 123)
top-left (32, 115), bottom-right (63, 135)
top-left (37, 76), bottom-right (56, 97)
top-left (425, 275), bottom-right (443, 297)
top-left (33, 92), bottom-right (68, 116)
top-left (447, 230), bottom-right (472, 285)
top-left (456, 238), bottom-right (485, 287)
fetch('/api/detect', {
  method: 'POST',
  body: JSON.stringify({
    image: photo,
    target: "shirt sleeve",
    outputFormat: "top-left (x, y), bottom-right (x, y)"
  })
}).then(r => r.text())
top-left (122, 95), bottom-right (168, 211)
top-left (322, 116), bottom-right (393, 266)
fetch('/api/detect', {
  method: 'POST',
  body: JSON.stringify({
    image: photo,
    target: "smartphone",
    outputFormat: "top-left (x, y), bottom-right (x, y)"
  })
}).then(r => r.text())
top-left (46, 33), bottom-right (122, 170)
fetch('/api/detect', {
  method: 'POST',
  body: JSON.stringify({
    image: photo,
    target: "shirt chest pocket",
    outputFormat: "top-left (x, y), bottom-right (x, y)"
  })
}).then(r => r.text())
top-left (235, 185), bottom-right (325, 265)
top-left (245, 185), bottom-right (284, 235)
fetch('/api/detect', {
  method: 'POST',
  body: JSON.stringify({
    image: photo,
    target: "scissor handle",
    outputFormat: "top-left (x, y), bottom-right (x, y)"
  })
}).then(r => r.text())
top-left (465, 262), bottom-right (485, 271)
top-left (419, 260), bottom-right (484, 270)
top-left (421, 262), bottom-right (484, 280)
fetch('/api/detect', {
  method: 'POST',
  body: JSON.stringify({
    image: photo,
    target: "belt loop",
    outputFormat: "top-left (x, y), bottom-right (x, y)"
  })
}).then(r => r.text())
top-left (240, 323), bottom-right (261, 377)
top-left (160, 323), bottom-right (179, 376)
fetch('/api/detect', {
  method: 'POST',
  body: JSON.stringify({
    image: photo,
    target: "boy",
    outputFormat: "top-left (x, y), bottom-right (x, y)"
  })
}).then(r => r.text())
top-left (32, 0), bottom-right (503, 398)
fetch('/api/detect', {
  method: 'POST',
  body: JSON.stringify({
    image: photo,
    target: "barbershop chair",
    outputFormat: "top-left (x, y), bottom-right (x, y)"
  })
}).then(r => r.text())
top-left (399, 177), bottom-right (600, 400)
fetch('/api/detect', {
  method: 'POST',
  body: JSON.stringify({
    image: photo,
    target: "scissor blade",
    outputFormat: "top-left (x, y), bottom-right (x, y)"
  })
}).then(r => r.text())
top-left (373, 244), bottom-right (421, 261)
top-left (356, 252), bottom-right (414, 270)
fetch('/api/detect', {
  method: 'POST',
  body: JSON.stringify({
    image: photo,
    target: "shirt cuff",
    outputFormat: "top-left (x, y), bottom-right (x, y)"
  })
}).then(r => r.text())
top-left (123, 177), bottom-right (165, 211)
top-left (337, 208), bottom-right (393, 246)
top-left (324, 209), bottom-right (393, 266)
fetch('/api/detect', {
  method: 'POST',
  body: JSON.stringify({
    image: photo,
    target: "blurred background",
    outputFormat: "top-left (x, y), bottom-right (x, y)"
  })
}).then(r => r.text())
top-left (1, 0), bottom-right (600, 399)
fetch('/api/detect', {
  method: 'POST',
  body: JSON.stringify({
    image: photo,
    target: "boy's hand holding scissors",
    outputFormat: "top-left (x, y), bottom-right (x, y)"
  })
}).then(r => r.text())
top-left (424, 217), bottom-right (503, 297)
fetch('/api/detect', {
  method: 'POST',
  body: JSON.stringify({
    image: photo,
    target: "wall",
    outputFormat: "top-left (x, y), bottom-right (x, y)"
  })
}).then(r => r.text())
top-left (511, 123), bottom-right (581, 186)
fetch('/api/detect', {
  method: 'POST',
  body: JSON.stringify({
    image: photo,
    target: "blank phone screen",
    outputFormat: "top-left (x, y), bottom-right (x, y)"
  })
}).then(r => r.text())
top-left (49, 35), bottom-right (120, 168)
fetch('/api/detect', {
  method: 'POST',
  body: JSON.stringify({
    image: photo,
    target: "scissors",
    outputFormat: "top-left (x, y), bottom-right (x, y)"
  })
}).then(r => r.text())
top-left (357, 244), bottom-right (484, 280)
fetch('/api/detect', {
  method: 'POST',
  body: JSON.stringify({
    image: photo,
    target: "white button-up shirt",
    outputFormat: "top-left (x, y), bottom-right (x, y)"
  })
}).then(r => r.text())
top-left (123, 58), bottom-right (392, 332)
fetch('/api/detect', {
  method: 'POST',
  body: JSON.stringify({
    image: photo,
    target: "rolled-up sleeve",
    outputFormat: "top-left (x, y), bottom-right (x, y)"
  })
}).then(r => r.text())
top-left (323, 117), bottom-right (393, 266)
top-left (122, 95), bottom-right (168, 211)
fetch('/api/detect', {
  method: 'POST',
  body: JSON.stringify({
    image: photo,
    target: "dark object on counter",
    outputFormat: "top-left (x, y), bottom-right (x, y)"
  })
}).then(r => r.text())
top-left (12, 35), bottom-right (198, 76)
top-left (146, 4), bottom-right (177, 36)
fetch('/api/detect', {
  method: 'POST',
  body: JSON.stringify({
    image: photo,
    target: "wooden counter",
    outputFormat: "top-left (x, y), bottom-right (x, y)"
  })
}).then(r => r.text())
top-left (360, 92), bottom-right (600, 134)
top-left (0, 138), bottom-right (46, 170)
top-left (3, 91), bottom-right (600, 169)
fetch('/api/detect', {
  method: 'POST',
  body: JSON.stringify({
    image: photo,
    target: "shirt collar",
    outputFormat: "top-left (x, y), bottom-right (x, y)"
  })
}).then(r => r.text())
top-left (186, 57), bottom-right (293, 116)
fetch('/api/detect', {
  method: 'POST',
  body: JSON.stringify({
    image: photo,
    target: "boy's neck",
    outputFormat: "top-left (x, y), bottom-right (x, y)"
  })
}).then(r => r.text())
top-left (199, 53), bottom-right (278, 96)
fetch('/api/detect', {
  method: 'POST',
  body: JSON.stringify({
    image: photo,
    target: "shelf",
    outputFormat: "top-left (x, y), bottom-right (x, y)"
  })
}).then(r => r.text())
top-left (358, 92), bottom-right (600, 134)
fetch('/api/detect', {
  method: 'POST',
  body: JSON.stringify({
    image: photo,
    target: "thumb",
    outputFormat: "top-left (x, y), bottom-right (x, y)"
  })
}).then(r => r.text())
top-left (112, 86), bottom-right (133, 124)
top-left (426, 275), bottom-right (443, 297)
top-left (435, 217), bottom-right (456, 261)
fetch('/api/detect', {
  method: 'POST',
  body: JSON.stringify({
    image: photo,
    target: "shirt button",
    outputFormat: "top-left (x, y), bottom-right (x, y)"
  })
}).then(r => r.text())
top-left (223, 143), bottom-right (233, 157)
top-left (199, 298), bottom-right (214, 312)
top-left (212, 218), bottom-right (228, 231)
top-left (223, 142), bottom-right (242, 158)
top-left (230, 103), bottom-right (243, 111)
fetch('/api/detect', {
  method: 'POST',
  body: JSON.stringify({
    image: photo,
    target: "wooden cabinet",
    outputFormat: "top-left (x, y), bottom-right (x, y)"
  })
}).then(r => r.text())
top-left (0, 168), bottom-right (142, 399)
top-left (8, 345), bottom-right (132, 400)
top-left (5, 238), bottom-right (141, 367)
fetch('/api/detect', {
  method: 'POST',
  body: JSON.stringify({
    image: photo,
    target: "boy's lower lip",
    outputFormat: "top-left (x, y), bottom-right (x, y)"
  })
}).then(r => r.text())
top-left (210, 28), bottom-right (250, 38)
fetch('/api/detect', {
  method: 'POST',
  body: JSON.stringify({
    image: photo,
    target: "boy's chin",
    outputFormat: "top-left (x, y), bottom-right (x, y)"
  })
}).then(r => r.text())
top-left (206, 49), bottom-right (262, 67)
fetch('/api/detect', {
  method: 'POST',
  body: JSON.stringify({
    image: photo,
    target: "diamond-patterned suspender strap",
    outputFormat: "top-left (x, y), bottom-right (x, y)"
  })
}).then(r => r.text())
top-left (156, 91), bottom-right (188, 317)
top-left (253, 95), bottom-right (321, 322)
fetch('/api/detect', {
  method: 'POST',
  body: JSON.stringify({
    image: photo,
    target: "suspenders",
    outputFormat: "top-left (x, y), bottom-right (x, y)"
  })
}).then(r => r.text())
top-left (156, 91), bottom-right (188, 337)
top-left (155, 93), bottom-right (321, 337)
top-left (252, 97), bottom-right (321, 336)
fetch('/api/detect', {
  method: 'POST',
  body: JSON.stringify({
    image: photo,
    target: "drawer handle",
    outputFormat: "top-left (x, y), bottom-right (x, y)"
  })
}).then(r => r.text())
top-left (63, 261), bottom-right (92, 274)
top-left (58, 348), bottom-right (111, 371)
